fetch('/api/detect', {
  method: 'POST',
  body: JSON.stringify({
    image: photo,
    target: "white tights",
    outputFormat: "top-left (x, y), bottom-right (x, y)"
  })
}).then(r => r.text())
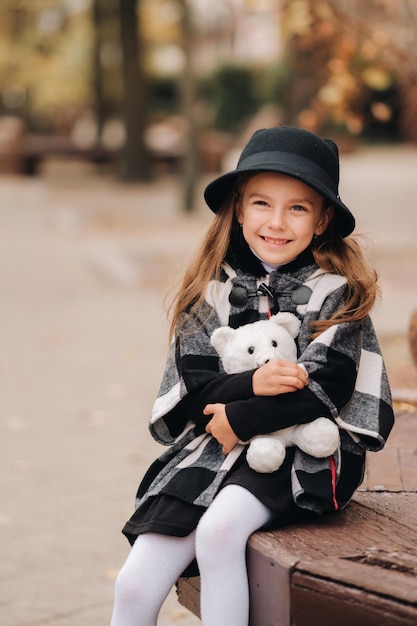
top-left (110, 485), bottom-right (272, 626)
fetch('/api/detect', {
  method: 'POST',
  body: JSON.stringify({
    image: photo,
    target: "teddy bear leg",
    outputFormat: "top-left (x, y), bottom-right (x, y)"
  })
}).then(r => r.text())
top-left (246, 436), bottom-right (286, 473)
top-left (295, 418), bottom-right (340, 458)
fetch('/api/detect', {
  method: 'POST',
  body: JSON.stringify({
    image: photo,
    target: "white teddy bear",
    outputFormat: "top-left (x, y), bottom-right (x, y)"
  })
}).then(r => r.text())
top-left (210, 312), bottom-right (340, 473)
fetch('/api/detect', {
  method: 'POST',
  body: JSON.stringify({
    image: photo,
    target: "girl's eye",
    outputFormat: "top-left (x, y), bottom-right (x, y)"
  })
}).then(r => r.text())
top-left (254, 200), bottom-right (268, 207)
top-left (271, 340), bottom-right (277, 347)
top-left (248, 346), bottom-right (255, 354)
top-left (291, 204), bottom-right (307, 212)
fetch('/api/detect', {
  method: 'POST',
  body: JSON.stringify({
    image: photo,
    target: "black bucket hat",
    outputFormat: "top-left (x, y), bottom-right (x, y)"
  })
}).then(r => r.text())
top-left (204, 126), bottom-right (355, 237)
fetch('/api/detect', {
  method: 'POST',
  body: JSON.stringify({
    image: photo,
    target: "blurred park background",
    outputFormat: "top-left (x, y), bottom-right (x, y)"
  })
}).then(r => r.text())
top-left (1, 1), bottom-right (417, 625)
top-left (1, 0), bottom-right (417, 194)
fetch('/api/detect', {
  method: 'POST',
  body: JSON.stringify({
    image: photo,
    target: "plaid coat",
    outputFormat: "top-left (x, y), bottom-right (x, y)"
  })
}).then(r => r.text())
top-left (136, 247), bottom-right (394, 516)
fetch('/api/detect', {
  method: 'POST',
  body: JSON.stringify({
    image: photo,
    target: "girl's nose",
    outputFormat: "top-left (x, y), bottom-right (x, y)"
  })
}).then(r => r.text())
top-left (269, 208), bottom-right (286, 229)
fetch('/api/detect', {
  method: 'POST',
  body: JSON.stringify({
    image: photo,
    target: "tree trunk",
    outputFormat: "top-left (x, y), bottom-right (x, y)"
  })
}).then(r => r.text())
top-left (118, 0), bottom-right (151, 180)
top-left (92, 0), bottom-right (105, 145)
top-left (178, 0), bottom-right (199, 212)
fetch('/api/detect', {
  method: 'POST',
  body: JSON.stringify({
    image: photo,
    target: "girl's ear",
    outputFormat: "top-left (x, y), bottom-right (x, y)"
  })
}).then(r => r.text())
top-left (315, 205), bottom-right (334, 236)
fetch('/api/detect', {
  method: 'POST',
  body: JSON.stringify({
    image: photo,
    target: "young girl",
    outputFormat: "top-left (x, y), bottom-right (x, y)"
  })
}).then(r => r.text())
top-left (110, 126), bottom-right (394, 626)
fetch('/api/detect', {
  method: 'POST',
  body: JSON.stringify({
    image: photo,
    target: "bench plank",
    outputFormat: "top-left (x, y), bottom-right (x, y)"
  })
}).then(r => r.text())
top-left (259, 499), bottom-right (416, 560)
top-left (294, 553), bottom-right (417, 605)
top-left (176, 577), bottom-right (201, 619)
top-left (353, 492), bottom-right (417, 528)
top-left (360, 409), bottom-right (417, 492)
top-left (291, 571), bottom-right (417, 626)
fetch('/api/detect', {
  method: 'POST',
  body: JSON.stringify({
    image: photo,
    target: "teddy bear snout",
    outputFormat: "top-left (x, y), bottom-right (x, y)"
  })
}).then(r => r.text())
top-left (255, 352), bottom-right (279, 367)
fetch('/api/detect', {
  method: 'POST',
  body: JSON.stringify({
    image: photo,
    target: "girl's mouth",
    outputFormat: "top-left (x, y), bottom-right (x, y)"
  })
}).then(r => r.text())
top-left (262, 236), bottom-right (290, 246)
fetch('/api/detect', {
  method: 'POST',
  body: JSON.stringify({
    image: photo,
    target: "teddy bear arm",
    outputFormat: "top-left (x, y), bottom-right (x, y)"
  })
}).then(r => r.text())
top-left (292, 417), bottom-right (340, 458)
top-left (246, 435), bottom-right (287, 473)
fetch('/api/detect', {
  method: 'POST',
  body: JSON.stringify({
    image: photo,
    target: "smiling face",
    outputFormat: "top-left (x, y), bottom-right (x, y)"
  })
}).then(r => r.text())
top-left (236, 172), bottom-right (333, 266)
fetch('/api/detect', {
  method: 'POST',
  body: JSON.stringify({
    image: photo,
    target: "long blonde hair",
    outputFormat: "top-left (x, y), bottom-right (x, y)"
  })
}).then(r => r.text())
top-left (168, 175), bottom-right (378, 340)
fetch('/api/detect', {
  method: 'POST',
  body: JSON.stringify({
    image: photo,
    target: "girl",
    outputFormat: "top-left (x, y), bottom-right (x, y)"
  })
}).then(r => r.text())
top-left (110, 126), bottom-right (394, 626)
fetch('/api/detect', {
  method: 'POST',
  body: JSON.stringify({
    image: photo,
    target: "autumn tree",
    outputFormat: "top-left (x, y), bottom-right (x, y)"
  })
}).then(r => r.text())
top-left (280, 0), bottom-right (417, 141)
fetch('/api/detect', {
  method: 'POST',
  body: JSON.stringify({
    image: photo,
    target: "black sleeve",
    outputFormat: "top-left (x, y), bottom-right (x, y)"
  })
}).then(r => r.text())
top-left (163, 368), bottom-right (255, 434)
top-left (226, 388), bottom-right (332, 441)
top-left (225, 348), bottom-right (357, 441)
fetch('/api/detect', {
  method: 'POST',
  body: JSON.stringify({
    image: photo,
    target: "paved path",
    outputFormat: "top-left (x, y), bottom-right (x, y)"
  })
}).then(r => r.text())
top-left (0, 145), bottom-right (416, 625)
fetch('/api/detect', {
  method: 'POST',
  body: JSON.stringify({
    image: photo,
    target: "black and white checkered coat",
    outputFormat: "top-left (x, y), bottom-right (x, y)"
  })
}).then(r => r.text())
top-left (137, 249), bottom-right (394, 515)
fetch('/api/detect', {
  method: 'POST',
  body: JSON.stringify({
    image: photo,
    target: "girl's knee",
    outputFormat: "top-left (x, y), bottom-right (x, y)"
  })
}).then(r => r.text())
top-left (113, 564), bottom-right (158, 624)
top-left (196, 511), bottom-right (243, 563)
top-left (197, 509), bottom-right (232, 541)
top-left (114, 563), bottom-right (139, 604)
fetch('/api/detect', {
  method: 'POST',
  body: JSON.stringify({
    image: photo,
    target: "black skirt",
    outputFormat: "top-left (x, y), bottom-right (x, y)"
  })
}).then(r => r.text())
top-left (122, 448), bottom-right (300, 546)
top-left (121, 444), bottom-right (366, 549)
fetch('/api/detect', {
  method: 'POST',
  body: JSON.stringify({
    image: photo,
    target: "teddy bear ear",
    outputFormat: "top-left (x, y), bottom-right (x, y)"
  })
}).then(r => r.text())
top-left (210, 327), bottom-right (235, 355)
top-left (271, 312), bottom-right (301, 338)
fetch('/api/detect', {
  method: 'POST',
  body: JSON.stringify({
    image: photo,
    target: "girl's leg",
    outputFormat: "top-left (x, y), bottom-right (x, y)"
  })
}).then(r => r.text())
top-left (110, 531), bottom-right (196, 626)
top-left (196, 485), bottom-right (273, 626)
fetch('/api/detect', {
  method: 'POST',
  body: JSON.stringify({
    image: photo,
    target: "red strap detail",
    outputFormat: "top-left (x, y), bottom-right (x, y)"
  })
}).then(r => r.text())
top-left (330, 455), bottom-right (339, 511)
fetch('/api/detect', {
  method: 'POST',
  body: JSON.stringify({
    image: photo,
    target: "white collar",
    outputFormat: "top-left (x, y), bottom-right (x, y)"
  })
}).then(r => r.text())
top-left (249, 246), bottom-right (298, 274)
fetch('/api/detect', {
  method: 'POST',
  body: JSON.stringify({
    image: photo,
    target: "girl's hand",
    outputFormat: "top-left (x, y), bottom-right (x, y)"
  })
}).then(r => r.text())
top-left (252, 359), bottom-right (308, 396)
top-left (204, 403), bottom-right (239, 454)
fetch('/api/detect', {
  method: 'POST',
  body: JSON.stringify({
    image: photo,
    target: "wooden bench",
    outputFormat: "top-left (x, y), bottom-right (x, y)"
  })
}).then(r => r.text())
top-left (176, 401), bottom-right (417, 625)
top-left (20, 135), bottom-right (118, 175)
